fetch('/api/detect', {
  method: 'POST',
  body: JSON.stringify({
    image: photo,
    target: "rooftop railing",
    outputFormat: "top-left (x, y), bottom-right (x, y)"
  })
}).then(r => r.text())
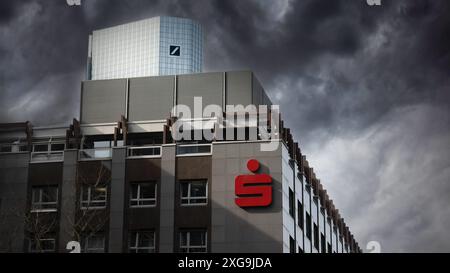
top-left (127, 146), bottom-right (162, 158)
top-left (30, 151), bottom-right (64, 163)
top-left (176, 143), bottom-right (212, 156)
top-left (79, 148), bottom-right (112, 161)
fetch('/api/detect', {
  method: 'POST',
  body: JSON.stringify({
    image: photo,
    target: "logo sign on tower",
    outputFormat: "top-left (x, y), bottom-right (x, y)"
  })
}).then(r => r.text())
top-left (169, 45), bottom-right (181, 56)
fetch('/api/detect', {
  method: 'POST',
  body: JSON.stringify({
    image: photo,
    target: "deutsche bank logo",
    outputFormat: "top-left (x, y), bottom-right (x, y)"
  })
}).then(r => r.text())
top-left (169, 45), bottom-right (181, 56)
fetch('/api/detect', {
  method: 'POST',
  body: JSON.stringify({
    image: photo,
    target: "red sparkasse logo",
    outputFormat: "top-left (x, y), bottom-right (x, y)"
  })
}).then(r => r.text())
top-left (235, 159), bottom-right (272, 207)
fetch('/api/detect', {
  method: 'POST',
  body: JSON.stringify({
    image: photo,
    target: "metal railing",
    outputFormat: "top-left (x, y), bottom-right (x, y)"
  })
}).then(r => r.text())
top-left (30, 151), bottom-right (64, 163)
top-left (127, 146), bottom-right (162, 158)
top-left (79, 148), bottom-right (112, 161)
top-left (176, 144), bottom-right (212, 156)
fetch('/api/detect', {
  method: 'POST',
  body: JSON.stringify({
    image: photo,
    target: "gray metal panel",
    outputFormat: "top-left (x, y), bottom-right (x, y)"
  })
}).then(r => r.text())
top-left (159, 145), bottom-right (176, 252)
top-left (109, 147), bottom-right (127, 253)
top-left (225, 71), bottom-right (252, 107)
top-left (252, 74), bottom-right (264, 106)
top-left (263, 89), bottom-right (272, 106)
top-left (177, 72), bottom-right (223, 114)
top-left (128, 76), bottom-right (174, 121)
top-left (0, 153), bottom-right (29, 252)
top-left (58, 150), bottom-right (78, 252)
top-left (81, 79), bottom-right (128, 124)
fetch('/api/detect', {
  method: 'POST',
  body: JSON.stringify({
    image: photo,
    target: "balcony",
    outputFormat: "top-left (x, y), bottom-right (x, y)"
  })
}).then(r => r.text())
top-left (30, 151), bottom-right (64, 163)
top-left (176, 143), bottom-right (212, 156)
top-left (79, 148), bottom-right (112, 161)
top-left (127, 146), bottom-right (162, 159)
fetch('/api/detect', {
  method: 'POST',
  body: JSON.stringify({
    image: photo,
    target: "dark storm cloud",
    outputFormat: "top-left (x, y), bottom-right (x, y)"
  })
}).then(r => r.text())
top-left (0, 0), bottom-right (449, 252)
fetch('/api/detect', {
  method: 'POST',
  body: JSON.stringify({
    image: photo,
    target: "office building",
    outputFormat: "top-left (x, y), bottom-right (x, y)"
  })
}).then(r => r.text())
top-left (0, 16), bottom-right (361, 253)
top-left (87, 16), bottom-right (203, 80)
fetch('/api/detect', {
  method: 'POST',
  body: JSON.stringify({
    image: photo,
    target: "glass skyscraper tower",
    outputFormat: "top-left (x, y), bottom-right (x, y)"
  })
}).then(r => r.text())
top-left (87, 16), bottom-right (203, 80)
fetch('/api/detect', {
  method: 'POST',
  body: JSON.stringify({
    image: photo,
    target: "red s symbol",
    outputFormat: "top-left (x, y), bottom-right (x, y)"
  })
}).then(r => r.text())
top-left (235, 159), bottom-right (272, 207)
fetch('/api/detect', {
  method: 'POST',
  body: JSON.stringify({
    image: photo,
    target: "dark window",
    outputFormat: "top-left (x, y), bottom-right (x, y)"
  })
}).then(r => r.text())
top-left (80, 185), bottom-right (107, 209)
top-left (180, 180), bottom-right (208, 205)
top-left (81, 233), bottom-right (105, 253)
top-left (33, 144), bottom-right (48, 152)
top-left (297, 201), bottom-right (304, 229)
top-left (289, 236), bottom-right (295, 253)
top-left (306, 212), bottom-right (312, 240)
top-left (314, 224), bottom-right (319, 250)
top-left (179, 229), bottom-right (207, 253)
top-left (298, 246), bottom-right (304, 253)
top-left (328, 243), bottom-right (332, 253)
top-left (321, 233), bottom-right (326, 253)
top-left (50, 143), bottom-right (65, 151)
top-left (31, 186), bottom-right (58, 211)
top-left (0, 145), bottom-right (12, 152)
top-left (129, 230), bottom-right (155, 253)
top-left (130, 182), bottom-right (157, 207)
top-left (288, 189), bottom-right (294, 217)
top-left (19, 145), bottom-right (28, 152)
top-left (29, 236), bottom-right (56, 253)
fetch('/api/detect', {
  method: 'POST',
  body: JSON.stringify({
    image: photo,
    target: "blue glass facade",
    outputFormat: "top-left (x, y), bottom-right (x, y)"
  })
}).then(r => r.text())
top-left (159, 16), bottom-right (203, 76)
top-left (88, 16), bottom-right (203, 80)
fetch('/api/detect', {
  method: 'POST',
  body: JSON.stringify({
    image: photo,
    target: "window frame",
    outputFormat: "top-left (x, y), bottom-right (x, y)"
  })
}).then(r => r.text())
top-left (179, 229), bottom-right (208, 253)
top-left (288, 188), bottom-right (295, 217)
top-left (289, 236), bottom-right (296, 253)
top-left (80, 185), bottom-right (108, 210)
top-left (82, 233), bottom-right (106, 253)
top-left (32, 141), bottom-right (65, 152)
top-left (31, 185), bottom-right (58, 213)
top-left (130, 182), bottom-right (157, 208)
top-left (28, 237), bottom-right (56, 253)
top-left (313, 223), bottom-right (319, 250)
top-left (306, 212), bottom-right (312, 240)
top-left (129, 230), bottom-right (156, 253)
top-left (180, 180), bottom-right (208, 206)
top-left (297, 200), bottom-right (304, 230)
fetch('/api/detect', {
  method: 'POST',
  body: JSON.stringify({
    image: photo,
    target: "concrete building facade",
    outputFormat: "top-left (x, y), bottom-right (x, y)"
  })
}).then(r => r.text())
top-left (0, 71), bottom-right (361, 253)
top-left (0, 16), bottom-right (360, 254)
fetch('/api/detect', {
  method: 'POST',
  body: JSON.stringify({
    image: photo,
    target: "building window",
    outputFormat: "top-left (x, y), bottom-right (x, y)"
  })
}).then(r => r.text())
top-left (31, 186), bottom-right (58, 212)
top-left (328, 243), bottom-right (332, 253)
top-left (297, 200), bottom-right (304, 229)
top-left (180, 180), bottom-right (208, 206)
top-left (33, 142), bottom-right (65, 152)
top-left (0, 143), bottom-right (26, 153)
top-left (314, 223), bottom-right (319, 250)
top-left (288, 189), bottom-right (294, 217)
top-left (130, 182), bottom-right (157, 207)
top-left (29, 237), bottom-right (56, 253)
top-left (289, 236), bottom-right (295, 253)
top-left (80, 185), bottom-right (107, 209)
top-left (179, 230), bottom-right (207, 253)
top-left (33, 144), bottom-right (49, 152)
top-left (0, 145), bottom-right (12, 153)
top-left (82, 233), bottom-right (105, 253)
top-left (129, 231), bottom-right (155, 253)
top-left (306, 212), bottom-right (312, 240)
top-left (50, 143), bottom-right (65, 151)
top-left (298, 246), bottom-right (304, 253)
top-left (321, 233), bottom-right (326, 253)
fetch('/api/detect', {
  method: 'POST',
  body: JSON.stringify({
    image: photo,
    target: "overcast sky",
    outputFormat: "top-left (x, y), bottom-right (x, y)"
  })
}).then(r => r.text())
top-left (1, 0), bottom-right (449, 252)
